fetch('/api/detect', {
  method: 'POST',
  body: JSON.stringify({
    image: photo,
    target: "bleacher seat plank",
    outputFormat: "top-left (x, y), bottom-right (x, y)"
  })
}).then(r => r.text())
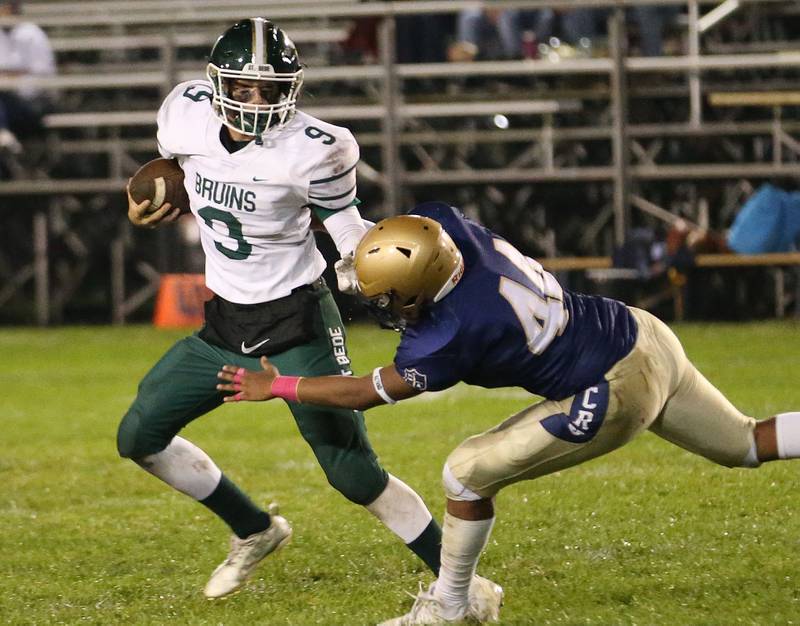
top-left (695, 252), bottom-right (800, 267)
top-left (50, 28), bottom-right (348, 52)
top-left (541, 252), bottom-right (800, 272)
top-left (709, 91), bottom-right (800, 106)
top-left (541, 257), bottom-right (612, 271)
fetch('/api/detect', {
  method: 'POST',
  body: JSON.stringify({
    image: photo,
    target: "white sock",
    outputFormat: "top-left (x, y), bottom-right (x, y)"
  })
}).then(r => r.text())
top-left (433, 512), bottom-right (495, 619)
top-left (775, 412), bottom-right (800, 459)
top-left (137, 436), bottom-right (222, 500)
top-left (364, 474), bottom-right (432, 543)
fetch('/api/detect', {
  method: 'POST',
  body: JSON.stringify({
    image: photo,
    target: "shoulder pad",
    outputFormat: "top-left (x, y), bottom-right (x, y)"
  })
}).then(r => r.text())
top-left (157, 80), bottom-right (215, 158)
top-left (306, 129), bottom-right (359, 210)
top-left (293, 112), bottom-right (359, 165)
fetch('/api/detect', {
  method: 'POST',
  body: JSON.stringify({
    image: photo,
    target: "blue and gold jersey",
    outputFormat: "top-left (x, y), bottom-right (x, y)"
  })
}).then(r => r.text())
top-left (394, 202), bottom-right (638, 400)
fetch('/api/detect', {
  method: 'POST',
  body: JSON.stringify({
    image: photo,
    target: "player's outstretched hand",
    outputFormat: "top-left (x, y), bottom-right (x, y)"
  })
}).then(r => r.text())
top-left (217, 356), bottom-right (281, 402)
top-left (126, 184), bottom-right (181, 229)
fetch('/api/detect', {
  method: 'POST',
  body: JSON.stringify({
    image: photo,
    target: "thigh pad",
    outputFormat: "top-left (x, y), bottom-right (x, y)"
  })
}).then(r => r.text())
top-left (540, 382), bottom-right (610, 443)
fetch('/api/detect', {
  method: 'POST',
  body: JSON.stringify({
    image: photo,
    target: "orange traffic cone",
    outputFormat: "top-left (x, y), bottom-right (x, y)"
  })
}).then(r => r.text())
top-left (153, 273), bottom-right (212, 328)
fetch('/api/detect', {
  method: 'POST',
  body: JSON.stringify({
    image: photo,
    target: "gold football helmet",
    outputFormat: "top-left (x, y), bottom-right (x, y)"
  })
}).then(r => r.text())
top-left (354, 215), bottom-right (464, 327)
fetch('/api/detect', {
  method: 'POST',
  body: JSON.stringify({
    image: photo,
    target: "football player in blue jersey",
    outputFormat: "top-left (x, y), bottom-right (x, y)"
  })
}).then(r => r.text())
top-left (217, 202), bottom-right (800, 625)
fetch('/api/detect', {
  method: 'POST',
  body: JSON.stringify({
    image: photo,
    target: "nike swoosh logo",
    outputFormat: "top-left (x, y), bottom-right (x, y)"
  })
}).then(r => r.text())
top-left (241, 338), bottom-right (271, 354)
top-left (252, 176), bottom-right (269, 182)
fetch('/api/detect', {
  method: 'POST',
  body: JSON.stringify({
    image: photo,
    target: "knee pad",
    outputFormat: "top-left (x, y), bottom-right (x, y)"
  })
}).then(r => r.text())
top-left (540, 382), bottom-right (609, 444)
top-left (116, 409), bottom-right (141, 459)
top-left (442, 462), bottom-right (483, 501)
top-left (116, 406), bottom-right (168, 460)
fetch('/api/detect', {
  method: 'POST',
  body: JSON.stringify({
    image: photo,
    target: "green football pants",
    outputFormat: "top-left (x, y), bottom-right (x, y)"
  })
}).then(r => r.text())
top-left (117, 287), bottom-right (388, 505)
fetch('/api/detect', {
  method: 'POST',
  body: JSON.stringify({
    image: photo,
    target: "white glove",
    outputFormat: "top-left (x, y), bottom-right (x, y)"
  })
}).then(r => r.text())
top-left (334, 253), bottom-right (359, 295)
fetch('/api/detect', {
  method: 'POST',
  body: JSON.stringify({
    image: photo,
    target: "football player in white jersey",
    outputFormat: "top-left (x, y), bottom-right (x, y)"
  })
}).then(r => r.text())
top-left (117, 18), bottom-right (444, 600)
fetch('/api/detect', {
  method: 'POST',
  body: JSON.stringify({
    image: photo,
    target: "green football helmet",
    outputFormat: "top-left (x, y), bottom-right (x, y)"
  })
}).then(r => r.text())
top-left (206, 18), bottom-right (304, 138)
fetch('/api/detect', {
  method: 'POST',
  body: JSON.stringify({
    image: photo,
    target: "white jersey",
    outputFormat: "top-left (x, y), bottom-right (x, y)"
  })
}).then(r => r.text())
top-left (0, 22), bottom-right (56, 100)
top-left (157, 80), bottom-right (360, 304)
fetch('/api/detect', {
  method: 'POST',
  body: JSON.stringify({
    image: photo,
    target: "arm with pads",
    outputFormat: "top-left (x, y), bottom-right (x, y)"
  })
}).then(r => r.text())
top-left (322, 207), bottom-right (373, 295)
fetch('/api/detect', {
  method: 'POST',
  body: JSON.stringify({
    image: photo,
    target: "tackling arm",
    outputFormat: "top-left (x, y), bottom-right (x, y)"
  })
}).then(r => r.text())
top-left (217, 357), bottom-right (420, 411)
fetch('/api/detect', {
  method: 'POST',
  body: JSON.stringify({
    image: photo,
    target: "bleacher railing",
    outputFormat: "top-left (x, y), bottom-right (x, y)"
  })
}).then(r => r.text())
top-left (1, 0), bottom-right (799, 324)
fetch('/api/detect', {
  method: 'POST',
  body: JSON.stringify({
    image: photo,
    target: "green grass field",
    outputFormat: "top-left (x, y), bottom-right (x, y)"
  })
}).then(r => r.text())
top-left (1, 321), bottom-right (799, 625)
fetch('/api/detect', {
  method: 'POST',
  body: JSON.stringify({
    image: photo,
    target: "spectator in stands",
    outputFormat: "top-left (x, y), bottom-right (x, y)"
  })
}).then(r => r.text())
top-left (340, 16), bottom-right (381, 64)
top-left (0, 0), bottom-right (55, 153)
top-left (629, 6), bottom-right (681, 56)
top-left (341, 3), bottom-right (453, 66)
top-left (519, 8), bottom-right (679, 60)
top-left (448, 8), bottom-right (605, 63)
top-left (530, 8), bottom-right (605, 48)
top-left (394, 8), bottom-right (454, 94)
top-left (448, 8), bottom-right (522, 62)
top-left (396, 13), bottom-right (453, 64)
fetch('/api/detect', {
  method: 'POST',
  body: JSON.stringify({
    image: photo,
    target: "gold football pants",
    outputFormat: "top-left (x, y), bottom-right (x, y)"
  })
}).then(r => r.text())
top-left (446, 307), bottom-right (757, 499)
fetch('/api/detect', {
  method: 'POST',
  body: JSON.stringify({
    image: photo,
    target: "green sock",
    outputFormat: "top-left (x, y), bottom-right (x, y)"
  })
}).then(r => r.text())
top-left (407, 519), bottom-right (443, 575)
top-left (199, 474), bottom-right (270, 538)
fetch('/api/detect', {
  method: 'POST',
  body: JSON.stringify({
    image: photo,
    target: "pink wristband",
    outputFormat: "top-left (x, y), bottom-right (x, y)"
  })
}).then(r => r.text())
top-left (270, 375), bottom-right (302, 403)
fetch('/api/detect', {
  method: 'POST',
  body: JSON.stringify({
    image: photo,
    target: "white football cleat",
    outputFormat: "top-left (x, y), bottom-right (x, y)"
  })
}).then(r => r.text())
top-left (379, 575), bottom-right (504, 625)
top-left (203, 503), bottom-right (292, 599)
top-left (468, 575), bottom-right (504, 622)
top-left (378, 583), bottom-right (466, 626)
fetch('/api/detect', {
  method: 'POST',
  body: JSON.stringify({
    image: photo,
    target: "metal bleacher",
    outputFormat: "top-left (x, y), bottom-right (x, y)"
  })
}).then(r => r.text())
top-left (2, 0), bottom-right (800, 324)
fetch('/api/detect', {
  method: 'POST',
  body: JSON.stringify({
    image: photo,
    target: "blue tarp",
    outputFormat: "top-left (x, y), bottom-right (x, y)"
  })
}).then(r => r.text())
top-left (728, 183), bottom-right (800, 254)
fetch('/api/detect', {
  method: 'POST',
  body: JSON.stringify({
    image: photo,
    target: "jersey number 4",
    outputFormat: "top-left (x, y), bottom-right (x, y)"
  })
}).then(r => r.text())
top-left (494, 239), bottom-right (568, 355)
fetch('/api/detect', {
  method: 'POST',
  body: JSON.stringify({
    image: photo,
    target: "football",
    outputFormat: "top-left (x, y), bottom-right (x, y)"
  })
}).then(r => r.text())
top-left (128, 157), bottom-right (190, 214)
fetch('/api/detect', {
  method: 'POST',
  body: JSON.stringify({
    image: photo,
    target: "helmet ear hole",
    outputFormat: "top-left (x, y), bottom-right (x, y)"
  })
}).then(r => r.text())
top-left (396, 247), bottom-right (412, 258)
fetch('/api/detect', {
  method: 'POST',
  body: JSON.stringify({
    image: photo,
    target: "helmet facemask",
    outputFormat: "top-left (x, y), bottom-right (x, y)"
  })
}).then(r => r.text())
top-left (362, 293), bottom-right (409, 332)
top-left (207, 64), bottom-right (303, 137)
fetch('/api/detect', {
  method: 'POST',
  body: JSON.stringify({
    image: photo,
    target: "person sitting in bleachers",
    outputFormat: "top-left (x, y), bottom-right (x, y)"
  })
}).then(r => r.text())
top-left (0, 0), bottom-right (55, 157)
top-left (447, 8), bottom-right (522, 62)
